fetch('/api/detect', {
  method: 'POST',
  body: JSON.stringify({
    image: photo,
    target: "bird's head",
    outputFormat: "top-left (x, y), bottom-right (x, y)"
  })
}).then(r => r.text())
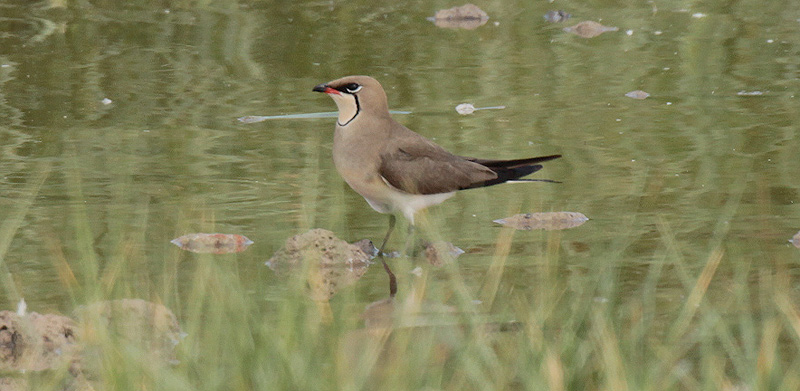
top-left (313, 75), bottom-right (389, 126)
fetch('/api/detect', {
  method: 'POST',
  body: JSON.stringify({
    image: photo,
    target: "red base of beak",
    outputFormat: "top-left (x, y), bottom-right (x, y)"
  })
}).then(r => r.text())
top-left (313, 83), bottom-right (341, 95)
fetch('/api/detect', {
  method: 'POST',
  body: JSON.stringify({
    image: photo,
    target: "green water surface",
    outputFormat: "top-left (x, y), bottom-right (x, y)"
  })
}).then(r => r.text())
top-left (1, 0), bottom-right (799, 389)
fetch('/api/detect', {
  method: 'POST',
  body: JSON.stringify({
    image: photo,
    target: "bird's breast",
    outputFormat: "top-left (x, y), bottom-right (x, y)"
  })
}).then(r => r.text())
top-left (333, 127), bottom-right (386, 195)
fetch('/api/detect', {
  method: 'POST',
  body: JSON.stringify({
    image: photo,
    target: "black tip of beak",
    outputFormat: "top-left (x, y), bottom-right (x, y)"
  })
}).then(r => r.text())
top-left (312, 83), bottom-right (328, 93)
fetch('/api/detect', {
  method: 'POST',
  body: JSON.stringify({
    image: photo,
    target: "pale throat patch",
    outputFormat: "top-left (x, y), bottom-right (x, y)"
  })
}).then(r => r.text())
top-left (331, 93), bottom-right (359, 126)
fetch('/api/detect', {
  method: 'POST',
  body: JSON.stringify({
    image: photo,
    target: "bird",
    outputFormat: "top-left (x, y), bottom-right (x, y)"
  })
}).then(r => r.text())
top-left (312, 75), bottom-right (560, 256)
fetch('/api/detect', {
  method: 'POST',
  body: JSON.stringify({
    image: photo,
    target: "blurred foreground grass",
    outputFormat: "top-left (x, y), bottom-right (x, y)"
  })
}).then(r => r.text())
top-left (5, 163), bottom-right (800, 391)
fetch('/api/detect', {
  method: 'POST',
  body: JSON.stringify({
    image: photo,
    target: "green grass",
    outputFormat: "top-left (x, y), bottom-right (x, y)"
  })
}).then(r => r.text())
top-left (9, 189), bottom-right (800, 390)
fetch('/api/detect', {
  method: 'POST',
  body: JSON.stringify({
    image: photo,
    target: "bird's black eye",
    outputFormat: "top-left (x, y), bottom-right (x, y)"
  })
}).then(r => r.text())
top-left (345, 83), bottom-right (362, 93)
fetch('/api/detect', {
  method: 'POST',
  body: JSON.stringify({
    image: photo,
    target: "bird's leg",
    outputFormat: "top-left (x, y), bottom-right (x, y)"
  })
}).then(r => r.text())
top-left (378, 214), bottom-right (396, 256)
top-left (377, 214), bottom-right (397, 297)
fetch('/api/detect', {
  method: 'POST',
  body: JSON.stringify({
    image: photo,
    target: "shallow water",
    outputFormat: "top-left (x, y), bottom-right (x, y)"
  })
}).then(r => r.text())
top-left (1, 0), bottom-right (799, 387)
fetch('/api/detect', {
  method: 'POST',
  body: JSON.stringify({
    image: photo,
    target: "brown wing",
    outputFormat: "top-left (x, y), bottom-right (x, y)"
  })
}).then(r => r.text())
top-left (379, 139), bottom-right (497, 195)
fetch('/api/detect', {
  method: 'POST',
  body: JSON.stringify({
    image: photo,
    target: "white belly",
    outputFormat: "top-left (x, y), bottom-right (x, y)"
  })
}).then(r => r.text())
top-left (365, 190), bottom-right (455, 224)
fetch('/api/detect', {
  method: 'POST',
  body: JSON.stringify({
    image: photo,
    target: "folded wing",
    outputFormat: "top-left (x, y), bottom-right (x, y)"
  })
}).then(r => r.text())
top-left (379, 139), bottom-right (497, 195)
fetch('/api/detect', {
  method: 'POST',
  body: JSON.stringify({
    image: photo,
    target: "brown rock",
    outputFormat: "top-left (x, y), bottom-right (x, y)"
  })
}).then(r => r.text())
top-left (0, 310), bottom-right (78, 372)
top-left (267, 229), bottom-right (372, 300)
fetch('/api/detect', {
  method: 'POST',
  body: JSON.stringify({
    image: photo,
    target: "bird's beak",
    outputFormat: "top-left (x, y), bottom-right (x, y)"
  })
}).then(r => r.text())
top-left (312, 83), bottom-right (341, 95)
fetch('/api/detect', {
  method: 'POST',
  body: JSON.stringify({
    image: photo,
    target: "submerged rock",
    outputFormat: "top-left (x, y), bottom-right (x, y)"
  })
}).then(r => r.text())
top-left (170, 233), bottom-right (253, 254)
top-left (267, 229), bottom-right (373, 300)
top-left (625, 90), bottom-right (650, 99)
top-left (429, 4), bottom-right (489, 30)
top-left (423, 241), bottom-right (465, 266)
top-left (544, 10), bottom-right (571, 23)
top-left (352, 238), bottom-right (378, 257)
top-left (362, 298), bottom-right (395, 331)
top-left (563, 21), bottom-right (619, 38)
top-left (493, 212), bottom-right (589, 231)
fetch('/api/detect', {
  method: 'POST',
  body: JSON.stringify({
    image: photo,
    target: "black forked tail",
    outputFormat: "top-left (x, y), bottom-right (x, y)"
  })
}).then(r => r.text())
top-left (470, 154), bottom-right (562, 169)
top-left (462, 154), bottom-right (561, 190)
